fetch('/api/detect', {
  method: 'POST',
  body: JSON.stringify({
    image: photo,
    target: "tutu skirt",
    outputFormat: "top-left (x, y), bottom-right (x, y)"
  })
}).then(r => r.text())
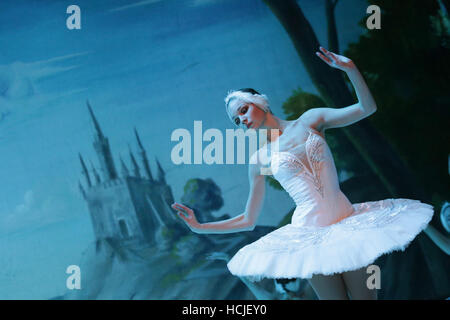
top-left (227, 198), bottom-right (434, 281)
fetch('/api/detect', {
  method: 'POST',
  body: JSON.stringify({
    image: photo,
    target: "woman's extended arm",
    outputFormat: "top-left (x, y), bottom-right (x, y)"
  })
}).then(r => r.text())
top-left (172, 157), bottom-right (266, 234)
top-left (301, 47), bottom-right (377, 131)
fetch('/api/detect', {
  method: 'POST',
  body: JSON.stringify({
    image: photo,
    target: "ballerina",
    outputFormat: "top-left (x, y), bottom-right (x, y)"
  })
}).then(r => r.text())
top-left (171, 47), bottom-right (434, 300)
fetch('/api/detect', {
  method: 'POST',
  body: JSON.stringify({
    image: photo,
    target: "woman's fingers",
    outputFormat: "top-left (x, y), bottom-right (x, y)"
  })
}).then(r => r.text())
top-left (175, 209), bottom-right (190, 221)
top-left (171, 203), bottom-right (182, 212)
top-left (319, 46), bottom-right (338, 63)
top-left (176, 211), bottom-right (187, 220)
top-left (319, 46), bottom-right (333, 58)
top-left (316, 51), bottom-right (332, 65)
top-left (171, 203), bottom-right (186, 216)
top-left (171, 203), bottom-right (194, 220)
top-left (171, 203), bottom-right (192, 214)
top-left (320, 46), bottom-right (331, 55)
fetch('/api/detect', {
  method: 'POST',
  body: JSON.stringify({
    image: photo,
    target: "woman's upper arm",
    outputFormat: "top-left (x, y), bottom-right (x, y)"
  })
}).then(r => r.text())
top-left (300, 103), bottom-right (376, 131)
top-left (243, 160), bottom-right (266, 230)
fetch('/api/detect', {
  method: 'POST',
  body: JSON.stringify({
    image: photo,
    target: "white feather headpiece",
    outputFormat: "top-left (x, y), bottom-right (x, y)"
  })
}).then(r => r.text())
top-left (224, 90), bottom-right (271, 124)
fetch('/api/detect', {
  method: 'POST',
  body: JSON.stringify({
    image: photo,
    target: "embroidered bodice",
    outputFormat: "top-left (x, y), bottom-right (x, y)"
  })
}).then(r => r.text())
top-left (270, 128), bottom-right (354, 227)
top-left (227, 128), bottom-right (434, 282)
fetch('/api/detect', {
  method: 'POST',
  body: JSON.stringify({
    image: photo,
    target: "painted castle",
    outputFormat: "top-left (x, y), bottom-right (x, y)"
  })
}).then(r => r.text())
top-left (78, 101), bottom-right (184, 248)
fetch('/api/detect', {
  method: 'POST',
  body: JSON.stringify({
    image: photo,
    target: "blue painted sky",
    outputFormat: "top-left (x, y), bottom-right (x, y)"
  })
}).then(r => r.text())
top-left (0, 0), bottom-right (368, 298)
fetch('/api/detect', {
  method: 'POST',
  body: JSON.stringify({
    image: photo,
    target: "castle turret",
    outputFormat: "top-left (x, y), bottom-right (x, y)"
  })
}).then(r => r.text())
top-left (134, 127), bottom-right (154, 181)
top-left (128, 144), bottom-right (141, 178)
top-left (87, 100), bottom-right (118, 181)
top-left (79, 103), bottom-right (179, 247)
top-left (79, 153), bottom-right (92, 188)
top-left (78, 180), bottom-right (86, 199)
top-left (89, 160), bottom-right (101, 185)
top-left (155, 157), bottom-right (166, 185)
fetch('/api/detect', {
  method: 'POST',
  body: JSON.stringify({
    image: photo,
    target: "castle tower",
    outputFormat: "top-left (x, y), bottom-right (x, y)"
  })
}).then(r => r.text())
top-left (134, 127), bottom-right (154, 181)
top-left (87, 100), bottom-right (118, 181)
top-left (79, 153), bottom-right (92, 188)
top-left (128, 144), bottom-right (141, 178)
top-left (78, 180), bottom-right (86, 199)
top-left (79, 104), bottom-right (181, 247)
top-left (89, 160), bottom-right (101, 185)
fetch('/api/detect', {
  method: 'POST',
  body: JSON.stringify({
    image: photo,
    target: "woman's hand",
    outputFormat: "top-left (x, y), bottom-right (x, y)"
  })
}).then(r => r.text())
top-left (316, 46), bottom-right (356, 72)
top-left (171, 202), bottom-right (201, 232)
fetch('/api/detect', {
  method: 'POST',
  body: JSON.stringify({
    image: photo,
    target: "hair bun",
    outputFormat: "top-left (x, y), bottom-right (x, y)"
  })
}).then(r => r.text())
top-left (237, 88), bottom-right (261, 95)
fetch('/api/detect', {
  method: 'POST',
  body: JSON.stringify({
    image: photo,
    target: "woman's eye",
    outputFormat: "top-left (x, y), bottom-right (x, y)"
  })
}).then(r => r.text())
top-left (242, 106), bottom-right (248, 114)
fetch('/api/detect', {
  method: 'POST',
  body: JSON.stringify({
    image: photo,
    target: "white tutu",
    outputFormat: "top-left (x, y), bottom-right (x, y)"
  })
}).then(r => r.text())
top-left (227, 198), bottom-right (434, 281)
top-left (227, 129), bottom-right (434, 281)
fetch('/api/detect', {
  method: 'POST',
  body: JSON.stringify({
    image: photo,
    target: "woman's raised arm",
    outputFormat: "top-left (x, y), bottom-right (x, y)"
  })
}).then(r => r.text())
top-left (301, 47), bottom-right (377, 131)
top-left (172, 155), bottom-right (266, 234)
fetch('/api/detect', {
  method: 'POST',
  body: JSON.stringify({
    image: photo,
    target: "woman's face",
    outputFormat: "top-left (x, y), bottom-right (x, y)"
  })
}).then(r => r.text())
top-left (228, 101), bottom-right (266, 129)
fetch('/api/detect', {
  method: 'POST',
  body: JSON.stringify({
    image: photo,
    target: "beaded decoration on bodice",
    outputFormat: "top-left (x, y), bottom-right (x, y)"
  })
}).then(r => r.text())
top-left (269, 128), bottom-right (354, 227)
top-left (271, 129), bottom-right (325, 198)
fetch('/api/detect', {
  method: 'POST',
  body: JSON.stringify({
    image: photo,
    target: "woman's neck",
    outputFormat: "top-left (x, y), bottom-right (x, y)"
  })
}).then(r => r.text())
top-left (261, 114), bottom-right (290, 142)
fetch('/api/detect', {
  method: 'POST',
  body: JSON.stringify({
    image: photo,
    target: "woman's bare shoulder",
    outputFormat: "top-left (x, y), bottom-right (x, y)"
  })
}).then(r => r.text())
top-left (298, 109), bottom-right (326, 133)
top-left (284, 114), bottom-right (315, 135)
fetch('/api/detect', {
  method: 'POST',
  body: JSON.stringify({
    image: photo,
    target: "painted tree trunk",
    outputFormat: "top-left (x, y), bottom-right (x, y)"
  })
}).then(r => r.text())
top-left (263, 0), bottom-right (430, 201)
top-left (325, 0), bottom-right (340, 53)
